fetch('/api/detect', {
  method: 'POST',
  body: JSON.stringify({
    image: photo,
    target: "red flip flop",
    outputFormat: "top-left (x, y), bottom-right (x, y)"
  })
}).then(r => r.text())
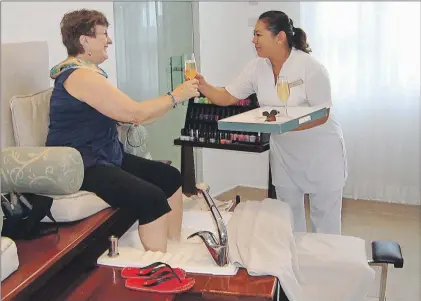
top-left (121, 262), bottom-right (186, 279)
top-left (125, 273), bottom-right (195, 294)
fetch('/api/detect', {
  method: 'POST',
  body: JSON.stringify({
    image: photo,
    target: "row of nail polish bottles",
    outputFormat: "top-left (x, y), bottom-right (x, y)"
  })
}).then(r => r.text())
top-left (193, 97), bottom-right (251, 106)
top-left (189, 106), bottom-right (247, 122)
top-left (180, 126), bottom-right (261, 145)
top-left (234, 99), bottom-right (251, 106)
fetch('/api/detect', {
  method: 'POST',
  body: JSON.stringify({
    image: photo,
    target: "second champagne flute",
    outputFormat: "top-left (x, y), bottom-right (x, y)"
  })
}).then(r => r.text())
top-left (277, 76), bottom-right (290, 116)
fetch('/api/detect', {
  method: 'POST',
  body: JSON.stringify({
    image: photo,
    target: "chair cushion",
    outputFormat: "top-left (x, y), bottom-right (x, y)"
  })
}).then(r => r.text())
top-left (41, 191), bottom-right (110, 222)
top-left (1, 237), bottom-right (19, 282)
top-left (9, 88), bottom-right (52, 147)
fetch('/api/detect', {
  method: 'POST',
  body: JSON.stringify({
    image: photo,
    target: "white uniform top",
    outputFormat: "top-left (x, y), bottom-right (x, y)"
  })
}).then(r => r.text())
top-left (226, 48), bottom-right (347, 193)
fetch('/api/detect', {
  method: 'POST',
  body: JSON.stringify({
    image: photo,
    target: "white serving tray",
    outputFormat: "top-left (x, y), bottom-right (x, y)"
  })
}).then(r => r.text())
top-left (218, 104), bottom-right (329, 134)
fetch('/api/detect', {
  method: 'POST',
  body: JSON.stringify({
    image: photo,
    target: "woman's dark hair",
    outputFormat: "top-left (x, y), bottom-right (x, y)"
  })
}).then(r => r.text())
top-left (60, 9), bottom-right (109, 56)
top-left (258, 10), bottom-right (311, 53)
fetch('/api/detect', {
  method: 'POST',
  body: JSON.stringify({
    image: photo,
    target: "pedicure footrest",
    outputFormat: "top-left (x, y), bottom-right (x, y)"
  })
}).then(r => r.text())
top-left (368, 240), bottom-right (404, 301)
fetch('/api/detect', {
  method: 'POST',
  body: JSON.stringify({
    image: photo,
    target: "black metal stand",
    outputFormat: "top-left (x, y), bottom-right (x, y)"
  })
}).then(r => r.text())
top-left (174, 94), bottom-right (274, 197)
top-left (180, 145), bottom-right (197, 195)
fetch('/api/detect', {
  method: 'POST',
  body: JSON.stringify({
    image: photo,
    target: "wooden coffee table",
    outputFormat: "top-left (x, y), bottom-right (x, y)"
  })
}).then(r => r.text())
top-left (60, 265), bottom-right (280, 301)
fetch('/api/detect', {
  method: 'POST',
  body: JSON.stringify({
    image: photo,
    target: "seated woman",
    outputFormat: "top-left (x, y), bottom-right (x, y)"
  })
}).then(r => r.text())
top-left (46, 9), bottom-right (200, 253)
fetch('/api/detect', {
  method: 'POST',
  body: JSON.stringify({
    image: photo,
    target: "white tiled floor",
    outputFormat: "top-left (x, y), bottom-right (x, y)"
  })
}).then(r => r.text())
top-left (216, 188), bottom-right (421, 301)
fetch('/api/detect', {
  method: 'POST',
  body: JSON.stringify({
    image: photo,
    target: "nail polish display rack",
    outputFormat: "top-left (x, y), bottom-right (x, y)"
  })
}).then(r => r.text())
top-left (173, 94), bottom-right (270, 152)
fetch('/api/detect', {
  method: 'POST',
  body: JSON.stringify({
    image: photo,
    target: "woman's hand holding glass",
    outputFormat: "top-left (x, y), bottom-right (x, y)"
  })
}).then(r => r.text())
top-left (172, 79), bottom-right (200, 104)
top-left (277, 76), bottom-right (290, 116)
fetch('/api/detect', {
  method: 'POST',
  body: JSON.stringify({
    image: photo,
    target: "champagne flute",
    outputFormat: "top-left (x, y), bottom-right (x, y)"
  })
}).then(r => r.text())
top-left (184, 53), bottom-right (198, 105)
top-left (277, 76), bottom-right (290, 116)
top-left (184, 53), bottom-right (197, 80)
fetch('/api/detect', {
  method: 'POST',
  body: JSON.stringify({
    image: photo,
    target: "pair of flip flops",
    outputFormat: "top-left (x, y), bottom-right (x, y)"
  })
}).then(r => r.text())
top-left (122, 262), bottom-right (195, 294)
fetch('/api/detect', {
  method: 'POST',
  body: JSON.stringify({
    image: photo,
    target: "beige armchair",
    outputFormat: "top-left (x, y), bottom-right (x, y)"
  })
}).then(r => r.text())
top-left (1, 87), bottom-right (154, 221)
top-left (0, 86), bottom-right (155, 283)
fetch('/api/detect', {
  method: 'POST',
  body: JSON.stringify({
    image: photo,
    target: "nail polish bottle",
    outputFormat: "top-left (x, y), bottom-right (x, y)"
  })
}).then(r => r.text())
top-left (215, 109), bottom-right (220, 121)
top-left (244, 132), bottom-right (250, 143)
top-left (223, 132), bottom-right (230, 144)
top-left (210, 107), bottom-right (215, 121)
top-left (195, 125), bottom-right (200, 142)
top-left (214, 130), bottom-right (219, 144)
top-left (238, 132), bottom-right (244, 142)
top-left (209, 130), bottom-right (216, 143)
top-left (202, 108), bottom-right (207, 121)
top-left (207, 108), bottom-right (212, 121)
top-left (206, 108), bottom-right (211, 121)
top-left (186, 127), bottom-right (192, 142)
top-left (189, 127), bottom-right (195, 142)
top-left (195, 108), bottom-right (200, 120)
top-left (199, 108), bottom-right (204, 120)
top-left (199, 130), bottom-right (205, 143)
top-left (204, 126), bottom-right (210, 143)
top-left (249, 132), bottom-right (257, 144)
top-left (225, 132), bottom-right (230, 144)
top-left (219, 132), bottom-right (225, 144)
top-left (180, 129), bottom-right (186, 141)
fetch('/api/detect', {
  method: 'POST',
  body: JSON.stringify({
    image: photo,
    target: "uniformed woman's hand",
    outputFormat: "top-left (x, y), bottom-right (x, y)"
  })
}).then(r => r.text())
top-left (194, 73), bottom-right (207, 87)
top-left (171, 79), bottom-right (200, 103)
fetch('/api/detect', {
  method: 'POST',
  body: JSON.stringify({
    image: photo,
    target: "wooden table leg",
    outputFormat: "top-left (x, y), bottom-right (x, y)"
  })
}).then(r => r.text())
top-left (181, 145), bottom-right (197, 195)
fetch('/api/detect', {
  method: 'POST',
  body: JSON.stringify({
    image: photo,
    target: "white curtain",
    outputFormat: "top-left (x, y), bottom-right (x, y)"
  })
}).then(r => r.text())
top-left (113, 1), bottom-right (164, 101)
top-left (301, 2), bottom-right (420, 205)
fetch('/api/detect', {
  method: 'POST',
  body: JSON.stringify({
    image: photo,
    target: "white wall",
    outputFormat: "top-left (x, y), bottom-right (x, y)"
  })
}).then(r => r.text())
top-left (1, 2), bottom-right (117, 86)
top-left (198, 2), bottom-right (301, 195)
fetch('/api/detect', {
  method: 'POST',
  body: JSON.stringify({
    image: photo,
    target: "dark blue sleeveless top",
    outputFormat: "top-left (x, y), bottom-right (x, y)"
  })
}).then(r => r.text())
top-left (46, 69), bottom-right (124, 169)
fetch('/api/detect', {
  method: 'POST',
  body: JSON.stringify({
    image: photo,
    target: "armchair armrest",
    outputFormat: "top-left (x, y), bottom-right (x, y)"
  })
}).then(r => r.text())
top-left (371, 240), bottom-right (404, 268)
top-left (1, 147), bottom-right (84, 195)
top-left (117, 124), bottom-right (152, 159)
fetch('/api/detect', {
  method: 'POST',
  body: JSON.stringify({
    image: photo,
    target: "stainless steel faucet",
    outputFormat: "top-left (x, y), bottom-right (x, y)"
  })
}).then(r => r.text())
top-left (187, 183), bottom-right (229, 267)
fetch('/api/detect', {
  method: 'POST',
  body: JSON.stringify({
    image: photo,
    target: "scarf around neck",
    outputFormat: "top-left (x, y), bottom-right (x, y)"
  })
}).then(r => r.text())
top-left (50, 57), bottom-right (108, 79)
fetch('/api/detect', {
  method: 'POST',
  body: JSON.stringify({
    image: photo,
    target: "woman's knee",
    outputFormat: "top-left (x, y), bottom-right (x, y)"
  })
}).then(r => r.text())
top-left (163, 165), bottom-right (183, 190)
top-left (134, 185), bottom-right (172, 224)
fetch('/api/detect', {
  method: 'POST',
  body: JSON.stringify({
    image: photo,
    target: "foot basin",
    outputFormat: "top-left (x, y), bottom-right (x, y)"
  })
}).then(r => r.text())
top-left (97, 210), bottom-right (238, 275)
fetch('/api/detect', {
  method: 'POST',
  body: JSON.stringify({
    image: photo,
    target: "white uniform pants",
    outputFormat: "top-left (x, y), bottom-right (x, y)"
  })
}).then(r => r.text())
top-left (275, 186), bottom-right (343, 235)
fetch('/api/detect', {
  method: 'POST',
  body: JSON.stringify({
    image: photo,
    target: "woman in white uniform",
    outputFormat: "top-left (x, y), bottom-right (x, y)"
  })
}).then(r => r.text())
top-left (196, 10), bottom-right (347, 235)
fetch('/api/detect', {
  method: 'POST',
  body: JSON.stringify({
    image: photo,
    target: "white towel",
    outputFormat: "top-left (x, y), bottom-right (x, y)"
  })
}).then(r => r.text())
top-left (227, 198), bottom-right (376, 301)
top-left (228, 199), bottom-right (304, 301)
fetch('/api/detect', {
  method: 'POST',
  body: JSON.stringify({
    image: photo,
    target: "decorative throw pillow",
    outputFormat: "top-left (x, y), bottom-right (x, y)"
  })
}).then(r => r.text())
top-left (9, 88), bottom-right (52, 147)
top-left (1, 147), bottom-right (83, 195)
